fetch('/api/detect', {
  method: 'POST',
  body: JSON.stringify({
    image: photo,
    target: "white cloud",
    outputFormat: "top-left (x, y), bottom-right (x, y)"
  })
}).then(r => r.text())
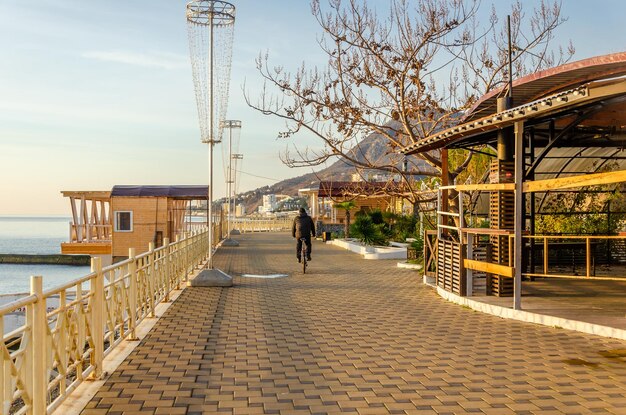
top-left (82, 50), bottom-right (188, 70)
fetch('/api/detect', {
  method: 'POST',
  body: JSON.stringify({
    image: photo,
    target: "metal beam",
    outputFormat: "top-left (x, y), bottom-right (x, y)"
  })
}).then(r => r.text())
top-left (526, 105), bottom-right (604, 178)
top-left (514, 121), bottom-right (524, 310)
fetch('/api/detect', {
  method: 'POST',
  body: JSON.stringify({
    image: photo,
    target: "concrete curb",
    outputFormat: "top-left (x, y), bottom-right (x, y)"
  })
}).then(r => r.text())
top-left (436, 286), bottom-right (626, 341)
top-left (397, 262), bottom-right (423, 270)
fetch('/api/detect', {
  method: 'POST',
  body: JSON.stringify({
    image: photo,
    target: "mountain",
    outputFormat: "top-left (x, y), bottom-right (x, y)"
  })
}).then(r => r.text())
top-left (232, 128), bottom-right (431, 213)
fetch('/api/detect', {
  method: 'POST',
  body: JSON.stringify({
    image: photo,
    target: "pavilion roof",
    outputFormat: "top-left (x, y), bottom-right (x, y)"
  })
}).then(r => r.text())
top-left (400, 77), bottom-right (626, 155)
top-left (400, 52), bottom-right (626, 156)
top-left (464, 52), bottom-right (626, 122)
top-left (111, 185), bottom-right (208, 199)
top-left (318, 181), bottom-right (397, 199)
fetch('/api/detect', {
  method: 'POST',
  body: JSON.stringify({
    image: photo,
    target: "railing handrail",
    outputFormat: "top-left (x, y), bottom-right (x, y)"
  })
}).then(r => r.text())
top-left (0, 293), bottom-right (37, 315)
top-left (1, 227), bottom-right (212, 415)
top-left (1, 217), bottom-right (292, 414)
top-left (460, 229), bottom-right (626, 281)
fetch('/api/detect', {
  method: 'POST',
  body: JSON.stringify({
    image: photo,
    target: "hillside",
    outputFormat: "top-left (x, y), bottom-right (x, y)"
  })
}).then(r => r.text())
top-left (233, 128), bottom-right (431, 213)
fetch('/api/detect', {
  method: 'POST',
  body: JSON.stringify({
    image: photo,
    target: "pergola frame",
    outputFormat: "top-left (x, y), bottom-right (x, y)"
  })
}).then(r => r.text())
top-left (401, 54), bottom-right (626, 310)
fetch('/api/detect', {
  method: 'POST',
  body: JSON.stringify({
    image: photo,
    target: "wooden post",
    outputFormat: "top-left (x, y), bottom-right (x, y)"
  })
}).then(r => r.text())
top-left (513, 121), bottom-right (524, 310)
top-left (543, 236), bottom-right (548, 275)
top-left (128, 248), bottom-right (138, 340)
top-left (148, 242), bottom-right (156, 318)
top-left (458, 191), bottom-right (465, 232)
top-left (586, 237), bottom-right (591, 278)
top-left (437, 189), bottom-right (442, 239)
top-left (466, 232), bottom-right (474, 296)
top-left (164, 238), bottom-right (172, 300)
top-left (441, 148), bottom-right (449, 236)
top-left (185, 232), bottom-right (191, 278)
top-left (30, 276), bottom-right (46, 415)
top-left (58, 290), bottom-right (67, 392)
top-left (77, 197), bottom-right (84, 242)
top-left (90, 257), bottom-right (104, 379)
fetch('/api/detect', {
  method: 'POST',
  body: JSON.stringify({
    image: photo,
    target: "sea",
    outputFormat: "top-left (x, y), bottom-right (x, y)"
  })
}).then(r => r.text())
top-left (0, 216), bottom-right (91, 296)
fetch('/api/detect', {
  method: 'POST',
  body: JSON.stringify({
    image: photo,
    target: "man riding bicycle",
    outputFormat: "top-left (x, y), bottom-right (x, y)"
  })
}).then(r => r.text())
top-left (292, 207), bottom-right (315, 263)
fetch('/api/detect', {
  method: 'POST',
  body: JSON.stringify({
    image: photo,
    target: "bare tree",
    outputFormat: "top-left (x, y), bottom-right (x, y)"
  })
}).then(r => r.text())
top-left (245, 0), bottom-right (573, 212)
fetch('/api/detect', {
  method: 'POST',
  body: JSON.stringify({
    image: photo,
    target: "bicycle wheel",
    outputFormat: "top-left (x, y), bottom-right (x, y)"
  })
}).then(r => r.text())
top-left (302, 248), bottom-right (307, 274)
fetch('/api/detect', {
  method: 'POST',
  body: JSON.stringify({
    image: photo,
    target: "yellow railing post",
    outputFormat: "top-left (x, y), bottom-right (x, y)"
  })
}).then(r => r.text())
top-left (185, 233), bottom-right (190, 278)
top-left (176, 235), bottom-right (182, 286)
top-left (30, 276), bottom-right (46, 415)
top-left (164, 238), bottom-right (171, 301)
top-left (128, 248), bottom-right (138, 340)
top-left (586, 237), bottom-right (591, 278)
top-left (0, 317), bottom-right (7, 411)
top-left (543, 236), bottom-right (548, 275)
top-left (90, 257), bottom-right (104, 379)
top-left (148, 242), bottom-right (156, 318)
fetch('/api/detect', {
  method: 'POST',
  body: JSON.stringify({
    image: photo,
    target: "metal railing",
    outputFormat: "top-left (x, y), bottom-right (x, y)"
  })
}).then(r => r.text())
top-left (462, 230), bottom-right (626, 282)
top-left (521, 234), bottom-right (626, 280)
top-left (1, 229), bottom-right (209, 415)
top-left (231, 218), bottom-right (293, 233)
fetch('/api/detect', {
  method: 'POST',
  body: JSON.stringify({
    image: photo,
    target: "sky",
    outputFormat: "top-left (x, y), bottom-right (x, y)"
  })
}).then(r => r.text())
top-left (0, 0), bottom-right (625, 215)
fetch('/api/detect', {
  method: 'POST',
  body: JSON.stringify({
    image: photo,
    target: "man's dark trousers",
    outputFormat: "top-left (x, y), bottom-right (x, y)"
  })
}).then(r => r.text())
top-left (297, 236), bottom-right (312, 259)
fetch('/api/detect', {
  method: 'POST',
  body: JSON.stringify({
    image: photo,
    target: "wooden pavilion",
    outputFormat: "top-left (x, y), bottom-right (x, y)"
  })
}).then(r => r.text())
top-left (61, 185), bottom-right (209, 264)
top-left (400, 52), bottom-right (626, 309)
top-left (317, 180), bottom-right (407, 224)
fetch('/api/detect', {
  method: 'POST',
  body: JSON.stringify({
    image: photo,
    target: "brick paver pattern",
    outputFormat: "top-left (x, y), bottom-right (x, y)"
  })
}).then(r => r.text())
top-left (83, 232), bottom-right (626, 415)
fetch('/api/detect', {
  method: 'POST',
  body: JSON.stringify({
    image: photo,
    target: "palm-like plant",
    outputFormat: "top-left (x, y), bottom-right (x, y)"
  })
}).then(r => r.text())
top-left (351, 215), bottom-right (387, 246)
top-left (334, 200), bottom-right (357, 238)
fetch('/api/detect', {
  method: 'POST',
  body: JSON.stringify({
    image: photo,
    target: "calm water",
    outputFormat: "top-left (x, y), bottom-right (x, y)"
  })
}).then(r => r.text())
top-left (0, 216), bottom-right (91, 295)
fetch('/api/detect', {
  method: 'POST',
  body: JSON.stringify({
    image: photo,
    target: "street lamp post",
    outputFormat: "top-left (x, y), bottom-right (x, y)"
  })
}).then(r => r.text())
top-left (186, 0), bottom-right (236, 287)
top-left (222, 120), bottom-right (241, 246)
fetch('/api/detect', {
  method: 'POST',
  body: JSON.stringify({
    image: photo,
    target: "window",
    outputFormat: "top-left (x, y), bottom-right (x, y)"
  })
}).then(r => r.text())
top-left (114, 211), bottom-right (133, 232)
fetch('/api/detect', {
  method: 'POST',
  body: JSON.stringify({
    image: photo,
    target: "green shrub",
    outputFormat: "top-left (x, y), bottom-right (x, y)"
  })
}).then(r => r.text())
top-left (369, 209), bottom-right (384, 224)
top-left (392, 214), bottom-right (418, 242)
top-left (351, 215), bottom-right (388, 246)
top-left (410, 237), bottom-right (423, 252)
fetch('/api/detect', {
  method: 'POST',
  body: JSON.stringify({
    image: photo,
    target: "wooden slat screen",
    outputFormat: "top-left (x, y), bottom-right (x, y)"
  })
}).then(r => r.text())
top-left (436, 239), bottom-right (466, 295)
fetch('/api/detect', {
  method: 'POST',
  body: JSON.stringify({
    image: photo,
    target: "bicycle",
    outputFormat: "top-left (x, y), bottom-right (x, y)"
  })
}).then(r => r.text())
top-left (300, 237), bottom-right (308, 274)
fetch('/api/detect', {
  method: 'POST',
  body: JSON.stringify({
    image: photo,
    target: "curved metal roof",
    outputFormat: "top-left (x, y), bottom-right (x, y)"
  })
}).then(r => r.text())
top-left (401, 78), bottom-right (626, 155)
top-left (464, 52), bottom-right (626, 122)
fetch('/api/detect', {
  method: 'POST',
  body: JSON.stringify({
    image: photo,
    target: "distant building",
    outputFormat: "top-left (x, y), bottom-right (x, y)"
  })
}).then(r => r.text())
top-left (351, 171), bottom-right (392, 182)
top-left (262, 194), bottom-right (277, 212)
top-left (235, 203), bottom-right (245, 217)
top-left (275, 196), bottom-right (306, 211)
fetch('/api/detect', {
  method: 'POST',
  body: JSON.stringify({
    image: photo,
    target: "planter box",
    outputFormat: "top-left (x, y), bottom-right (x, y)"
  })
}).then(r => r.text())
top-left (329, 239), bottom-right (407, 260)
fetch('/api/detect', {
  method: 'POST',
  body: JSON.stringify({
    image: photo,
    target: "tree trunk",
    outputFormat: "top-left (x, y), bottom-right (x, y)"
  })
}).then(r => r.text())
top-left (345, 210), bottom-right (351, 238)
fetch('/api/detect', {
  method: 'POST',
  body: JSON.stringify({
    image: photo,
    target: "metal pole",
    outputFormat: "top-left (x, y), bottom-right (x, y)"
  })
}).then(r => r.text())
top-left (514, 121), bottom-right (524, 310)
top-left (228, 125), bottom-right (232, 236)
top-left (208, 12), bottom-right (214, 269)
top-left (507, 15), bottom-right (513, 98)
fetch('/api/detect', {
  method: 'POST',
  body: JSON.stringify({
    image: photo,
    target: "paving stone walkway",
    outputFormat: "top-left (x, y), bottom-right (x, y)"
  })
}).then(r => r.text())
top-left (83, 232), bottom-right (626, 414)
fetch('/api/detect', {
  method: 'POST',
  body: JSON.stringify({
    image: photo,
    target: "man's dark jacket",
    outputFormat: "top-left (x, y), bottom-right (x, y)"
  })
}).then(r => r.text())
top-left (292, 212), bottom-right (316, 238)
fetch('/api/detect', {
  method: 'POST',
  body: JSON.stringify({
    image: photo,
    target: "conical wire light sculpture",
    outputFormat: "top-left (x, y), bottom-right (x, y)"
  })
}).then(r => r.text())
top-left (187, 1), bottom-right (235, 144)
top-left (186, 1), bottom-right (236, 285)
